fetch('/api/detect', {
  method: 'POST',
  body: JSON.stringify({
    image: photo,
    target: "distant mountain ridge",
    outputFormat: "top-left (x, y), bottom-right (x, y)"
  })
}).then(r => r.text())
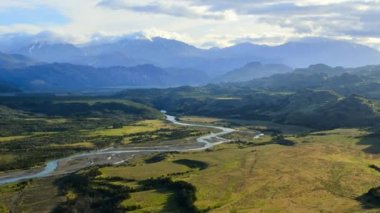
top-left (1, 34), bottom-right (380, 92)
top-left (0, 80), bottom-right (20, 93)
top-left (1, 34), bottom-right (380, 76)
top-left (215, 62), bottom-right (292, 83)
top-left (0, 62), bottom-right (209, 92)
top-left (0, 52), bottom-right (36, 69)
top-left (20, 42), bottom-right (84, 64)
top-left (118, 64), bottom-right (380, 129)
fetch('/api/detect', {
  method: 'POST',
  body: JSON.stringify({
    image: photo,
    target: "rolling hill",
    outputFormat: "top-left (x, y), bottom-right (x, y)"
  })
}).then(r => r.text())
top-left (0, 63), bottom-right (209, 91)
top-left (215, 62), bottom-right (292, 83)
top-left (0, 52), bottom-right (36, 69)
top-left (118, 64), bottom-right (380, 129)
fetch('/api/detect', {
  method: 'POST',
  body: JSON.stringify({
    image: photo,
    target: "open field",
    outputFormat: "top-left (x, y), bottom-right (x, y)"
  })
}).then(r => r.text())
top-left (24, 118), bottom-right (68, 124)
top-left (0, 155), bottom-right (15, 165)
top-left (0, 136), bottom-right (29, 143)
top-left (100, 161), bottom-right (190, 180)
top-left (179, 116), bottom-right (223, 124)
top-left (0, 97), bottom-right (203, 172)
top-left (88, 120), bottom-right (171, 137)
top-left (0, 97), bottom-right (167, 172)
top-left (180, 115), bottom-right (311, 135)
top-left (120, 190), bottom-right (177, 212)
top-left (95, 127), bottom-right (380, 212)
top-left (1, 126), bottom-right (380, 212)
top-left (2, 106), bottom-right (380, 212)
top-left (91, 119), bottom-right (166, 146)
top-left (48, 142), bottom-right (95, 149)
top-left (0, 179), bottom-right (65, 213)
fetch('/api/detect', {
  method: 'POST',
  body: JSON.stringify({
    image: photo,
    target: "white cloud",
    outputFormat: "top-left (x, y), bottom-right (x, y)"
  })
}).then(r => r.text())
top-left (98, 0), bottom-right (238, 21)
top-left (0, 0), bottom-right (380, 50)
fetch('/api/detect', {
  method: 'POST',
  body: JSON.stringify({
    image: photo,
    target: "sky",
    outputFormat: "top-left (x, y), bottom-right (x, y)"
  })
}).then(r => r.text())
top-left (0, 0), bottom-right (380, 49)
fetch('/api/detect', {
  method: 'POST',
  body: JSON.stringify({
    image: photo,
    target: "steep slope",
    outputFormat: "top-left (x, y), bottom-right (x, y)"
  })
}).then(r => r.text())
top-left (0, 63), bottom-right (208, 91)
top-left (0, 81), bottom-right (20, 93)
top-left (314, 94), bottom-right (380, 128)
top-left (119, 63), bottom-right (380, 129)
top-left (18, 42), bottom-right (85, 64)
top-left (0, 52), bottom-right (36, 69)
top-left (215, 62), bottom-right (292, 82)
top-left (273, 38), bottom-right (380, 67)
top-left (245, 64), bottom-right (365, 91)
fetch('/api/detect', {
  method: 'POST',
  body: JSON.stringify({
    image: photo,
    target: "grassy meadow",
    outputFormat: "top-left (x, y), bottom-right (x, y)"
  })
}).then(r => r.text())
top-left (1, 125), bottom-right (380, 212)
top-left (93, 127), bottom-right (380, 212)
top-left (0, 97), bottom-right (205, 172)
top-left (1, 96), bottom-right (380, 212)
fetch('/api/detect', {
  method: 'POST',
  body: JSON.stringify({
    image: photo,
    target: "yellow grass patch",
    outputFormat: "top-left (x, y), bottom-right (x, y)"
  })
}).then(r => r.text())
top-left (24, 118), bottom-right (68, 124)
top-left (65, 191), bottom-right (77, 201)
top-left (88, 120), bottom-right (170, 137)
top-left (100, 161), bottom-right (189, 180)
top-left (100, 128), bottom-right (380, 212)
top-left (0, 204), bottom-right (9, 213)
top-left (0, 154), bottom-right (15, 165)
top-left (0, 136), bottom-right (29, 142)
top-left (49, 142), bottom-right (94, 149)
top-left (121, 190), bottom-right (174, 212)
top-left (179, 116), bottom-right (221, 124)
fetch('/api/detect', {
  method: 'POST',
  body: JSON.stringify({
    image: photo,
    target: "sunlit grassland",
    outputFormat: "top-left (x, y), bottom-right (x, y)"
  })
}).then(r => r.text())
top-left (108, 180), bottom-right (141, 189)
top-left (186, 129), bottom-right (380, 212)
top-left (0, 136), bottom-right (29, 143)
top-left (86, 119), bottom-right (198, 146)
top-left (120, 190), bottom-right (177, 212)
top-left (0, 132), bottom-right (58, 143)
top-left (0, 179), bottom-right (64, 213)
top-left (1, 120), bottom-right (380, 212)
top-left (87, 120), bottom-right (171, 137)
top-left (0, 155), bottom-right (15, 165)
top-left (24, 118), bottom-right (68, 124)
top-left (288, 128), bottom-right (380, 155)
top-left (98, 127), bottom-right (380, 212)
top-left (180, 115), bottom-right (311, 135)
top-left (0, 204), bottom-right (7, 213)
top-left (179, 116), bottom-right (222, 124)
top-left (225, 131), bottom-right (273, 145)
top-left (48, 142), bottom-right (95, 149)
top-left (100, 161), bottom-right (190, 180)
top-left (0, 114), bottom-right (185, 171)
top-left (0, 183), bottom-right (21, 213)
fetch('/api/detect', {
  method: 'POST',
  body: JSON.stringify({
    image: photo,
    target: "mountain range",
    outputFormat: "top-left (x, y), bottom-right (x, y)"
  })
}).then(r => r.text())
top-left (1, 33), bottom-right (380, 92)
top-left (1, 34), bottom-right (380, 76)
top-left (0, 62), bottom-right (209, 92)
top-left (215, 62), bottom-right (292, 83)
top-left (0, 52), bottom-right (36, 69)
top-left (118, 63), bottom-right (380, 129)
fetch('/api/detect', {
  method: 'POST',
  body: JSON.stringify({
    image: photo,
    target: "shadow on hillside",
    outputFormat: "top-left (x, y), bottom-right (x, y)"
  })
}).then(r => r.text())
top-left (357, 133), bottom-right (380, 154)
top-left (357, 187), bottom-right (380, 209)
top-left (173, 159), bottom-right (209, 170)
top-left (353, 132), bottom-right (380, 210)
top-left (159, 188), bottom-right (181, 212)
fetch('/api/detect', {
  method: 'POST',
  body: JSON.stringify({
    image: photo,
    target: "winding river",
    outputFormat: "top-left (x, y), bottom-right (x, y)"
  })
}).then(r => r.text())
top-left (0, 113), bottom-right (236, 185)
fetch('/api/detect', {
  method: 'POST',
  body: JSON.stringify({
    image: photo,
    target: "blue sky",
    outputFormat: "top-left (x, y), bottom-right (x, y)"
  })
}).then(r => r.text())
top-left (0, 6), bottom-right (69, 25)
top-left (0, 0), bottom-right (379, 49)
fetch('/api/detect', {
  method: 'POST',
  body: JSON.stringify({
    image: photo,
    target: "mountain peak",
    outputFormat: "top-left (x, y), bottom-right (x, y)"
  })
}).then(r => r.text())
top-left (244, 62), bottom-right (262, 67)
top-left (228, 42), bottom-right (264, 49)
